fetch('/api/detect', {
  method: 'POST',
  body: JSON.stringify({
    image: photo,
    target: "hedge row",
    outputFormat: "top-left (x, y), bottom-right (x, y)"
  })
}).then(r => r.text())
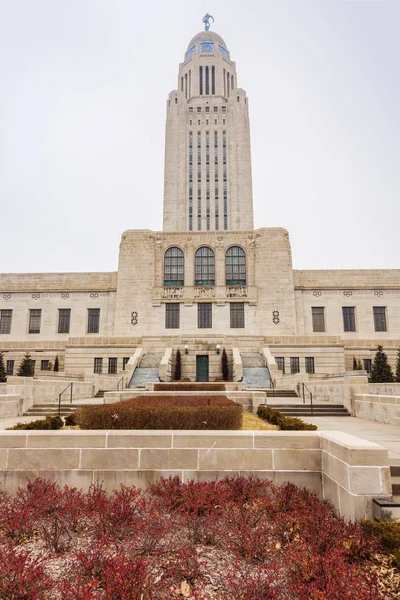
top-left (7, 416), bottom-right (63, 431)
top-left (257, 406), bottom-right (317, 431)
top-left (75, 399), bottom-right (243, 430)
top-left (121, 395), bottom-right (233, 408)
top-left (154, 383), bottom-right (226, 392)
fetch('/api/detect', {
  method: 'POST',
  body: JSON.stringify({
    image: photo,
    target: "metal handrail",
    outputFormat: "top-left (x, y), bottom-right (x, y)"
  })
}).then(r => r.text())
top-left (302, 382), bottom-right (313, 415)
top-left (116, 376), bottom-right (124, 391)
top-left (58, 382), bottom-right (73, 417)
top-left (265, 365), bottom-right (275, 397)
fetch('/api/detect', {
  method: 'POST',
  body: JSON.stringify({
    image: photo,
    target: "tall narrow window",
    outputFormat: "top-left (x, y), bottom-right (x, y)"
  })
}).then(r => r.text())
top-left (181, 76), bottom-right (183, 91)
top-left (206, 131), bottom-right (210, 230)
top-left (108, 358), bottom-right (117, 374)
top-left (87, 309), bottom-right (100, 334)
top-left (41, 360), bottom-right (49, 371)
top-left (29, 309), bottom-right (42, 334)
top-left (212, 65), bottom-right (215, 94)
top-left (231, 74), bottom-right (234, 90)
top-left (305, 357), bottom-right (315, 374)
top-left (189, 131), bottom-right (193, 230)
top-left (373, 306), bottom-right (387, 332)
top-left (226, 246), bottom-right (246, 285)
top-left (164, 247), bottom-right (184, 286)
top-left (342, 307), bottom-right (356, 332)
top-left (290, 357), bottom-right (300, 374)
top-left (205, 66), bottom-right (209, 95)
top-left (363, 359), bottom-right (372, 374)
top-left (123, 357), bottom-right (130, 370)
top-left (94, 358), bottom-right (103, 374)
top-left (165, 303), bottom-right (180, 329)
top-left (227, 72), bottom-right (230, 96)
top-left (312, 307), bottom-right (325, 332)
top-left (223, 68), bottom-right (226, 96)
top-left (195, 247), bottom-right (215, 286)
top-left (197, 131), bottom-right (202, 230)
top-left (223, 130), bottom-right (228, 229)
top-left (276, 357), bottom-right (285, 374)
top-left (214, 131), bottom-right (219, 230)
top-left (6, 360), bottom-right (14, 376)
top-left (230, 303), bottom-right (245, 328)
top-left (199, 66), bottom-right (203, 95)
top-left (0, 309), bottom-right (12, 334)
top-left (198, 303), bottom-right (212, 328)
top-left (185, 73), bottom-right (188, 98)
top-left (189, 70), bottom-right (191, 97)
top-left (58, 308), bottom-right (71, 334)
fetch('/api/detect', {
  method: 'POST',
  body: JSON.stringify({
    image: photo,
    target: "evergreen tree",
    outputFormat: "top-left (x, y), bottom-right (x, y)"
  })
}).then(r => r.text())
top-left (353, 356), bottom-right (357, 370)
top-left (357, 359), bottom-right (363, 371)
top-left (222, 348), bottom-right (229, 381)
top-left (0, 352), bottom-right (7, 383)
top-left (395, 347), bottom-right (400, 383)
top-left (370, 345), bottom-right (394, 383)
top-left (17, 353), bottom-right (34, 377)
top-left (47, 361), bottom-right (53, 371)
top-left (175, 349), bottom-right (182, 381)
top-left (54, 356), bottom-right (59, 372)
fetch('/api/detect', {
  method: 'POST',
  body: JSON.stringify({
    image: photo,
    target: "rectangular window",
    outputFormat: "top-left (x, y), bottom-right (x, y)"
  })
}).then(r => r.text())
top-left (165, 303), bottom-right (180, 329)
top-left (123, 357), bottom-right (130, 370)
top-left (363, 359), bottom-right (372, 374)
top-left (58, 308), bottom-right (71, 334)
top-left (312, 307), bottom-right (325, 332)
top-left (222, 106), bottom-right (226, 113)
top-left (290, 357), bottom-right (300, 374)
top-left (189, 106), bottom-right (193, 113)
top-left (276, 357), bottom-right (285, 374)
top-left (230, 302), bottom-right (245, 328)
top-left (6, 360), bottom-right (14, 376)
top-left (41, 360), bottom-right (49, 371)
top-left (0, 309), bottom-right (12, 334)
top-left (205, 106), bottom-right (209, 113)
top-left (108, 358), bottom-right (117, 374)
top-left (30, 360), bottom-right (36, 375)
top-left (197, 106), bottom-right (201, 113)
top-left (342, 307), bottom-right (356, 332)
top-left (29, 309), bottom-right (42, 334)
top-left (94, 358), bottom-right (103, 374)
top-left (198, 303), bottom-right (212, 328)
top-left (88, 309), bottom-right (100, 334)
top-left (305, 357), bottom-right (315, 374)
top-left (373, 306), bottom-right (387, 332)
top-left (214, 106), bottom-right (218, 112)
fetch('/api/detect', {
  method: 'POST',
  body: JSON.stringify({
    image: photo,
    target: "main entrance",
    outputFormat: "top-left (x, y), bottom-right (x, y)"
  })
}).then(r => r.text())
top-left (196, 355), bottom-right (209, 382)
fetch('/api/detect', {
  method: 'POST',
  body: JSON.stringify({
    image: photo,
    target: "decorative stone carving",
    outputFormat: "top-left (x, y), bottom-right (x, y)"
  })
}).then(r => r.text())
top-left (131, 311), bottom-right (138, 326)
top-left (343, 290), bottom-right (353, 297)
top-left (32, 293), bottom-right (41, 299)
top-left (2, 294), bottom-right (11, 300)
top-left (374, 290), bottom-right (383, 296)
top-left (194, 287), bottom-right (215, 298)
top-left (226, 286), bottom-right (247, 298)
top-left (272, 310), bottom-right (280, 325)
top-left (162, 287), bottom-right (183, 299)
top-left (90, 293), bottom-right (99, 299)
top-left (313, 291), bottom-right (322, 297)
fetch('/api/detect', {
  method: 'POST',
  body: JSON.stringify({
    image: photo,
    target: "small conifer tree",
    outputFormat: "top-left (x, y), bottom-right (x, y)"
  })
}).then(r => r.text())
top-left (47, 361), bottom-right (53, 371)
top-left (353, 356), bottom-right (357, 370)
top-left (222, 348), bottom-right (229, 381)
top-left (0, 352), bottom-right (7, 383)
top-left (175, 348), bottom-right (182, 381)
top-left (370, 345), bottom-right (394, 383)
top-left (357, 359), bottom-right (363, 371)
top-left (54, 355), bottom-right (59, 372)
top-left (395, 347), bottom-right (400, 383)
top-left (17, 353), bottom-right (34, 377)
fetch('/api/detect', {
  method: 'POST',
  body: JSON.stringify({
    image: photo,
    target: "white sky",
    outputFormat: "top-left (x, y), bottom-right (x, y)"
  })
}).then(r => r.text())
top-left (0, 0), bottom-right (399, 273)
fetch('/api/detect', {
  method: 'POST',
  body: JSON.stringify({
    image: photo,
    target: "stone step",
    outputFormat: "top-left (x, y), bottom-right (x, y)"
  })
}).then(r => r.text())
top-left (243, 367), bottom-right (271, 387)
top-left (266, 390), bottom-right (298, 397)
top-left (267, 404), bottom-right (350, 417)
top-left (139, 354), bottom-right (164, 368)
top-left (241, 354), bottom-right (265, 367)
top-left (129, 367), bottom-right (159, 388)
top-left (391, 476), bottom-right (400, 495)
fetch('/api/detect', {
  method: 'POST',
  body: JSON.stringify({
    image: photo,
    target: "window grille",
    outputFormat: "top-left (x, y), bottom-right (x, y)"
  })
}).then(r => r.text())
top-left (212, 66), bottom-right (215, 94)
top-left (226, 246), bottom-right (246, 285)
top-left (205, 66), bottom-right (209, 95)
top-left (108, 358), bottom-right (117, 374)
top-left (94, 358), bottom-right (103, 374)
top-left (305, 357), bottom-right (315, 374)
top-left (363, 359), bottom-right (372, 374)
top-left (41, 360), bottom-right (49, 371)
top-left (195, 247), bottom-right (215, 286)
top-left (87, 309), bottom-right (100, 334)
top-left (276, 357), bottom-right (285, 374)
top-left (198, 303), bottom-right (212, 328)
top-left (373, 306), bottom-right (387, 332)
top-left (6, 360), bottom-right (14, 376)
top-left (312, 307), bottom-right (325, 332)
top-left (165, 303), bottom-right (180, 329)
top-left (29, 309), bottom-right (42, 334)
top-left (199, 66), bottom-right (203, 95)
top-left (342, 307), bottom-right (356, 332)
top-left (58, 308), bottom-right (71, 334)
top-left (0, 309), bottom-right (12, 334)
top-left (230, 303), bottom-right (245, 328)
top-left (290, 357), bottom-right (300, 374)
top-left (164, 247), bottom-right (184, 286)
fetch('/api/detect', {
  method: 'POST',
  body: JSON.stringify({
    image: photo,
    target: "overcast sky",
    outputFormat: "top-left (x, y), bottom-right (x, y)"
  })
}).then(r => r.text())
top-left (0, 0), bottom-right (399, 274)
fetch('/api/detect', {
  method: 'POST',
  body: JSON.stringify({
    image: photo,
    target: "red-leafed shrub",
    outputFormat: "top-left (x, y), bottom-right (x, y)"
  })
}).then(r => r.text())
top-left (223, 564), bottom-right (280, 599)
top-left (154, 383), bottom-right (226, 391)
top-left (0, 544), bottom-right (51, 599)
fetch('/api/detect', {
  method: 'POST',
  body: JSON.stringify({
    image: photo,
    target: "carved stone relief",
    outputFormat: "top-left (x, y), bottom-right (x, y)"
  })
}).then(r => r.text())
top-left (226, 286), bottom-right (247, 298)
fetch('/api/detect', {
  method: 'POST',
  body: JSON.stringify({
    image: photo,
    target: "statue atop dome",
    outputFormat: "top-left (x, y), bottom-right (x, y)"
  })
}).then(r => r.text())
top-left (202, 13), bottom-right (214, 31)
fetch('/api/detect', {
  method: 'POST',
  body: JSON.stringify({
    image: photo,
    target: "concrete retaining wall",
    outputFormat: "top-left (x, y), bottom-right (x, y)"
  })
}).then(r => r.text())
top-left (0, 430), bottom-right (391, 521)
top-left (354, 394), bottom-right (400, 426)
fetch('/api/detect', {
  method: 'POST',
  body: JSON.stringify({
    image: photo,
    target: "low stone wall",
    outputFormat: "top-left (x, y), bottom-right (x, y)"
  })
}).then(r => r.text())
top-left (0, 395), bottom-right (23, 418)
top-left (0, 430), bottom-right (391, 520)
top-left (354, 394), bottom-right (400, 426)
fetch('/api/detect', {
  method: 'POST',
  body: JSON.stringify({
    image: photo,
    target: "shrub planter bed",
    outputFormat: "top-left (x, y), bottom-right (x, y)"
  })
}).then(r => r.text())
top-left (154, 383), bottom-right (226, 392)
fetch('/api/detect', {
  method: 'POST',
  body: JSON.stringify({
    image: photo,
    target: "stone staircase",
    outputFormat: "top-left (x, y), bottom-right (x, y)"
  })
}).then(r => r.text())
top-left (267, 402), bottom-right (351, 417)
top-left (128, 352), bottom-right (163, 388)
top-left (241, 352), bottom-right (265, 367)
top-left (23, 403), bottom-right (99, 417)
top-left (243, 367), bottom-right (271, 388)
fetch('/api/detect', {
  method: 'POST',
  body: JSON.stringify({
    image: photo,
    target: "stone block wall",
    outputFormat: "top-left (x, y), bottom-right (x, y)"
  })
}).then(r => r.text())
top-left (0, 430), bottom-right (391, 520)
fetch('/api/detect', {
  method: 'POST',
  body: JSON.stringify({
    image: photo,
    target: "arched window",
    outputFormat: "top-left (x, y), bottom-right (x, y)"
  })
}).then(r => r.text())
top-left (195, 247), bottom-right (215, 286)
top-left (226, 246), bottom-right (246, 285)
top-left (164, 247), bottom-right (184, 287)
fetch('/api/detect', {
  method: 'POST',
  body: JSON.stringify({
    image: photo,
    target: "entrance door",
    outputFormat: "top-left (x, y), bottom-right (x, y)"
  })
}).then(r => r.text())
top-left (196, 355), bottom-right (209, 382)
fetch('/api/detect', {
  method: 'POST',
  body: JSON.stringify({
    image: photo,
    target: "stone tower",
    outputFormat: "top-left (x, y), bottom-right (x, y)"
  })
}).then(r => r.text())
top-left (163, 24), bottom-right (254, 232)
